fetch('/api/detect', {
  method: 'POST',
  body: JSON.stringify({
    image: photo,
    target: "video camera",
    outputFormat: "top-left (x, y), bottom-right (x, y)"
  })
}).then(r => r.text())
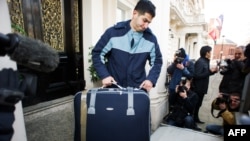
top-left (215, 93), bottom-right (230, 105)
top-left (174, 50), bottom-right (184, 64)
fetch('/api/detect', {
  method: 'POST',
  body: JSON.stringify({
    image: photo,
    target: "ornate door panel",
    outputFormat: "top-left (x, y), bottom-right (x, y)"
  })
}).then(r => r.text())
top-left (7, 0), bottom-right (84, 106)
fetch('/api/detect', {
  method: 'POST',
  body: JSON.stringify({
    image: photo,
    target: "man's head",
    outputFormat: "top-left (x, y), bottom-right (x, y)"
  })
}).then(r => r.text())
top-left (175, 48), bottom-right (186, 58)
top-left (244, 43), bottom-right (250, 59)
top-left (234, 46), bottom-right (244, 60)
top-left (228, 93), bottom-right (241, 111)
top-left (174, 48), bottom-right (186, 64)
top-left (200, 45), bottom-right (212, 59)
top-left (130, 0), bottom-right (156, 32)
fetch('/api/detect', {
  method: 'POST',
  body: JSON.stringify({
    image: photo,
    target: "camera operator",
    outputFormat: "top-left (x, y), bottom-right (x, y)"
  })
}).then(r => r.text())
top-left (219, 46), bottom-right (246, 95)
top-left (164, 77), bottom-right (201, 130)
top-left (167, 48), bottom-right (194, 111)
top-left (205, 93), bottom-right (241, 135)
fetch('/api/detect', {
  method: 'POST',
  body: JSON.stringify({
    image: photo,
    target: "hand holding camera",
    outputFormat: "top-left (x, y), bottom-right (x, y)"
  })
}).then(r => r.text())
top-left (178, 87), bottom-right (188, 99)
top-left (174, 50), bottom-right (185, 64)
top-left (215, 93), bottom-right (229, 106)
top-left (176, 63), bottom-right (184, 70)
top-left (175, 77), bottom-right (188, 98)
top-left (216, 59), bottom-right (232, 73)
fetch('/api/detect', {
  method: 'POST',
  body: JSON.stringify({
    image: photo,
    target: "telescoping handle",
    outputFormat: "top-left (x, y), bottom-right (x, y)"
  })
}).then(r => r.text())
top-left (111, 82), bottom-right (142, 90)
top-left (100, 82), bottom-right (124, 89)
top-left (87, 86), bottom-right (135, 116)
top-left (111, 82), bottom-right (125, 90)
top-left (100, 81), bottom-right (141, 90)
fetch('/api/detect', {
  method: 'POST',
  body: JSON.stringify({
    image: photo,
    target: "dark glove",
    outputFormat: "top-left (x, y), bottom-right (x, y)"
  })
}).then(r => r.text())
top-left (0, 68), bottom-right (24, 106)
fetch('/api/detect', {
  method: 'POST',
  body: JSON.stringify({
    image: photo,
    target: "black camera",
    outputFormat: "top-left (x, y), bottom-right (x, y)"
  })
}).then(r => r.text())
top-left (175, 57), bottom-right (184, 64)
top-left (177, 77), bottom-right (187, 93)
top-left (177, 85), bottom-right (187, 93)
top-left (215, 93), bottom-right (229, 105)
top-left (174, 50), bottom-right (184, 64)
top-left (217, 59), bottom-right (232, 73)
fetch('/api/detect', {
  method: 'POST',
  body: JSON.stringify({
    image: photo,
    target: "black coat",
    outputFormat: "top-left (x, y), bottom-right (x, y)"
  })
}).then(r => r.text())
top-left (167, 89), bottom-right (198, 124)
top-left (192, 57), bottom-right (215, 94)
top-left (219, 59), bottom-right (246, 94)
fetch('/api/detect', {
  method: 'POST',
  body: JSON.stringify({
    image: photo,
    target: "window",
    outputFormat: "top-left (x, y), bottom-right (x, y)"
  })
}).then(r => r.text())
top-left (116, 8), bottom-right (125, 22)
top-left (116, 0), bottom-right (135, 22)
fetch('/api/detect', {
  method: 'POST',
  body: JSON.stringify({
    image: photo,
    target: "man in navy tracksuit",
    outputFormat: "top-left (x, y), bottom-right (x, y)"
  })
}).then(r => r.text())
top-left (92, 1), bottom-right (162, 92)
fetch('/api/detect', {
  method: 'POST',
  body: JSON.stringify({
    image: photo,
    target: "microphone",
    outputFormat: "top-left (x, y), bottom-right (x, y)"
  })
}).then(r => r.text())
top-left (0, 32), bottom-right (59, 72)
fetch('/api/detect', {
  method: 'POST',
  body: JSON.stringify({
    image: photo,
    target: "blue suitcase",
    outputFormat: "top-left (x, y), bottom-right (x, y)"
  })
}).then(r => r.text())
top-left (74, 91), bottom-right (87, 141)
top-left (74, 87), bottom-right (150, 141)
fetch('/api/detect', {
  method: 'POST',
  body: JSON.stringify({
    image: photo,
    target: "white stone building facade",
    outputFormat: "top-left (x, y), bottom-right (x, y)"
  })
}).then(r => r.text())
top-left (0, 0), bottom-right (208, 132)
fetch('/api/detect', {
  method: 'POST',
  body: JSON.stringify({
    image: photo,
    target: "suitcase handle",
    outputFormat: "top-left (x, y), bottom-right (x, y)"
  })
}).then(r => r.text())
top-left (87, 87), bottom-right (135, 116)
top-left (127, 87), bottom-right (135, 116)
top-left (111, 82), bottom-right (125, 90)
top-left (111, 82), bottom-right (141, 91)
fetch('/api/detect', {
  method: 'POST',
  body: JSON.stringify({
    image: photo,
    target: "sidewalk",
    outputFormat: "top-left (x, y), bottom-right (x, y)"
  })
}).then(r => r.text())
top-left (151, 73), bottom-right (224, 141)
top-left (22, 72), bottom-right (224, 141)
top-left (197, 72), bottom-right (223, 131)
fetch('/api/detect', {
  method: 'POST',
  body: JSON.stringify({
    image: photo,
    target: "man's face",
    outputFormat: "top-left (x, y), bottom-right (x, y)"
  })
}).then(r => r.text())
top-left (229, 95), bottom-right (241, 109)
top-left (205, 51), bottom-right (211, 59)
top-left (234, 48), bottom-right (243, 60)
top-left (131, 11), bottom-right (153, 32)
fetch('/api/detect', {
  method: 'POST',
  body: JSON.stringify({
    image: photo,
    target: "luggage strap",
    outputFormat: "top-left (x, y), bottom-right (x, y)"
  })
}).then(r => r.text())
top-left (87, 88), bottom-right (97, 114)
top-left (127, 87), bottom-right (135, 116)
top-left (87, 87), bottom-right (135, 116)
top-left (80, 92), bottom-right (87, 141)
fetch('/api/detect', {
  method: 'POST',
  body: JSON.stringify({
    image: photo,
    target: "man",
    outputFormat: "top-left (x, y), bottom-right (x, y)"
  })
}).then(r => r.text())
top-left (92, 1), bottom-right (162, 92)
top-left (205, 93), bottom-right (241, 135)
top-left (164, 78), bottom-right (200, 130)
top-left (192, 46), bottom-right (218, 123)
top-left (167, 48), bottom-right (194, 109)
top-left (219, 46), bottom-right (246, 95)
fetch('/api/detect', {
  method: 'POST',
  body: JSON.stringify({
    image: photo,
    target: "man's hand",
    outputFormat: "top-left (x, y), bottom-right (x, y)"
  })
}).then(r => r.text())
top-left (101, 76), bottom-right (116, 88)
top-left (140, 80), bottom-right (153, 92)
top-left (179, 90), bottom-right (187, 99)
top-left (176, 63), bottom-right (184, 70)
top-left (210, 67), bottom-right (218, 73)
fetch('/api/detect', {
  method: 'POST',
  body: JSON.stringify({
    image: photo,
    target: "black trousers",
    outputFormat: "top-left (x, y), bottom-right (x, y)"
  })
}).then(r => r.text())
top-left (194, 92), bottom-right (205, 119)
top-left (0, 105), bottom-right (15, 141)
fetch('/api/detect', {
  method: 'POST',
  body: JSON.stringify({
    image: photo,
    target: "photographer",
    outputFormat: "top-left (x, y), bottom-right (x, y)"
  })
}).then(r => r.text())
top-left (205, 93), bottom-right (241, 135)
top-left (167, 48), bottom-right (194, 110)
top-left (164, 78), bottom-right (201, 130)
top-left (219, 47), bottom-right (246, 94)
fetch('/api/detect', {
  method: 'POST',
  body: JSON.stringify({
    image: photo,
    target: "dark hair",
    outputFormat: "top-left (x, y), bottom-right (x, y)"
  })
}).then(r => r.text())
top-left (134, 0), bottom-right (156, 17)
top-left (178, 48), bottom-right (186, 58)
top-left (200, 45), bottom-right (212, 57)
top-left (244, 43), bottom-right (250, 58)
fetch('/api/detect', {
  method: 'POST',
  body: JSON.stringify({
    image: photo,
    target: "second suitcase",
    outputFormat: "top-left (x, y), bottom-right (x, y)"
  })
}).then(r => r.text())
top-left (86, 87), bottom-right (150, 141)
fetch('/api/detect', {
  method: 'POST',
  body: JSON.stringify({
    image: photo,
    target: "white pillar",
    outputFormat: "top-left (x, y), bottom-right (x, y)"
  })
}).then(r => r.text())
top-left (149, 0), bottom-right (170, 131)
top-left (0, 1), bottom-right (27, 141)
